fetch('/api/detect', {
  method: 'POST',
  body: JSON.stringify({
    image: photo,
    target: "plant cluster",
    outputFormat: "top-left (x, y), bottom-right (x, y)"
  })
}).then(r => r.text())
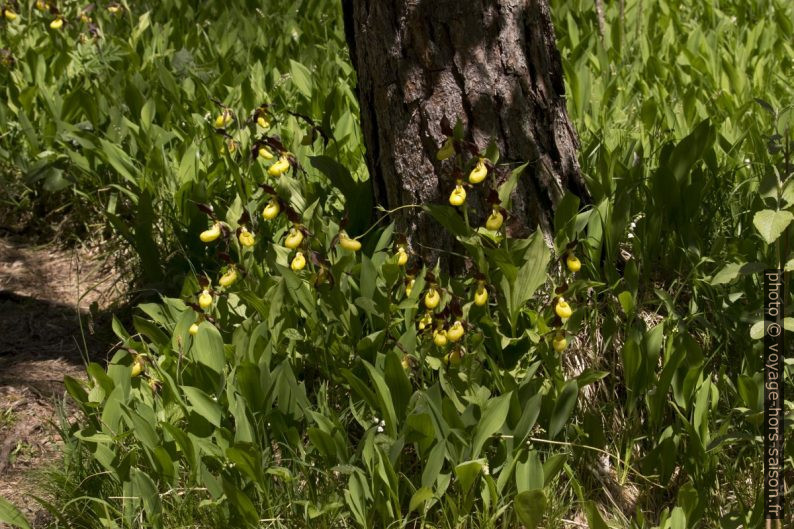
top-left (0, 0), bottom-right (792, 528)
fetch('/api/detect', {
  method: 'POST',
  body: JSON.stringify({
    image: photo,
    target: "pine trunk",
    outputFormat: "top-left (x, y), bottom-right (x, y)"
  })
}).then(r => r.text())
top-left (342, 0), bottom-right (588, 261)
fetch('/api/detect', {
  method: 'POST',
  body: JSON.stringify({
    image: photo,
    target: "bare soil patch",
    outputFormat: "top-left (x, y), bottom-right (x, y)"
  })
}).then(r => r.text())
top-left (0, 236), bottom-right (124, 526)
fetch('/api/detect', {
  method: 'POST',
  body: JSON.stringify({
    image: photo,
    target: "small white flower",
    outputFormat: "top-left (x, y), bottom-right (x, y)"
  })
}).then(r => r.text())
top-left (376, 426), bottom-right (384, 433)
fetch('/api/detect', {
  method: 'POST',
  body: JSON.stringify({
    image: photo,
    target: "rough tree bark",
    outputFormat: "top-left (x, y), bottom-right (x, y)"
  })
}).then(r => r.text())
top-left (342, 0), bottom-right (589, 262)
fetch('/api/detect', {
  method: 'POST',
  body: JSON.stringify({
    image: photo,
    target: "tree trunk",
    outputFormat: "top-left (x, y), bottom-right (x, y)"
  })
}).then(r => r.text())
top-left (342, 0), bottom-right (588, 263)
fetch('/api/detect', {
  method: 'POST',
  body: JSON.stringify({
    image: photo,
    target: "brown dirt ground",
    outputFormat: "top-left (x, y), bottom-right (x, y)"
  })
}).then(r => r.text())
top-left (0, 235), bottom-right (124, 526)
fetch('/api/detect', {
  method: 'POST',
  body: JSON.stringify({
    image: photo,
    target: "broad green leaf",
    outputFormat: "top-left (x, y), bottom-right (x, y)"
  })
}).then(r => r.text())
top-left (290, 59), bottom-right (314, 97)
top-left (99, 139), bottom-right (138, 185)
top-left (421, 442), bottom-right (447, 489)
top-left (309, 155), bottom-right (372, 235)
top-left (193, 322), bottom-right (226, 375)
top-left (516, 450), bottom-right (544, 491)
top-left (424, 205), bottom-right (472, 238)
top-left (471, 392), bottom-right (511, 458)
top-left (125, 408), bottom-right (159, 450)
top-left (178, 143), bottom-right (199, 183)
top-left (710, 262), bottom-right (743, 285)
top-left (222, 479), bottom-right (259, 525)
top-left (498, 163), bottom-right (527, 206)
top-left (583, 500), bottom-right (609, 529)
top-left (617, 290), bottom-right (635, 315)
top-left (182, 386), bottom-right (222, 427)
top-left (542, 453), bottom-right (568, 483)
top-left (511, 393), bottom-right (542, 445)
top-left (750, 320), bottom-right (764, 340)
top-left (0, 498), bottom-right (31, 529)
top-left (362, 360), bottom-right (398, 436)
top-left (162, 423), bottom-right (196, 471)
top-left (453, 459), bottom-right (485, 493)
top-left (132, 315), bottom-right (169, 346)
top-left (404, 413), bottom-right (435, 451)
top-left (140, 99), bottom-right (155, 130)
top-left (383, 352), bottom-right (412, 422)
top-left (408, 487), bottom-right (434, 512)
top-left (227, 445), bottom-right (263, 486)
top-left (63, 375), bottom-right (88, 405)
top-left (692, 379), bottom-right (711, 439)
top-left (752, 209), bottom-right (793, 244)
top-left (133, 190), bottom-right (163, 284)
top-left (548, 380), bottom-right (578, 439)
top-left (670, 507), bottom-right (687, 529)
top-left (506, 231), bottom-right (550, 330)
top-left (668, 119), bottom-right (714, 182)
top-left (554, 191), bottom-right (581, 243)
top-left (514, 490), bottom-right (546, 529)
top-left (131, 468), bottom-right (161, 523)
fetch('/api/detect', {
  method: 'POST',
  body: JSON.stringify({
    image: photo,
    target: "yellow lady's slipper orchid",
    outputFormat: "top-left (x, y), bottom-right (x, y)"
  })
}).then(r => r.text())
top-left (447, 348), bottom-right (463, 366)
top-left (291, 251), bottom-right (306, 271)
top-left (262, 198), bottom-right (280, 220)
top-left (485, 209), bottom-right (504, 231)
top-left (3, 9), bottom-right (17, 21)
top-left (268, 155), bottom-right (290, 177)
top-left (200, 222), bottom-right (221, 243)
top-left (214, 111), bottom-right (232, 129)
top-left (566, 254), bottom-right (581, 273)
top-left (433, 328), bottom-right (448, 347)
top-left (446, 321), bottom-right (464, 342)
top-left (189, 323), bottom-right (200, 335)
top-left (468, 158), bottom-right (487, 184)
top-left (238, 227), bottom-right (255, 248)
top-left (257, 116), bottom-right (270, 129)
top-left (339, 233), bottom-right (361, 251)
top-left (552, 333), bottom-right (567, 352)
top-left (405, 278), bottom-right (415, 296)
top-left (258, 146), bottom-right (274, 160)
top-left (449, 183), bottom-right (466, 207)
top-left (396, 246), bottom-right (409, 266)
top-left (555, 297), bottom-right (572, 319)
top-left (198, 290), bottom-right (213, 309)
top-left (424, 287), bottom-right (440, 309)
top-left (131, 356), bottom-right (144, 377)
top-left (218, 268), bottom-right (238, 287)
top-left (474, 283), bottom-right (488, 306)
top-left (284, 226), bottom-right (303, 249)
top-left (50, 17), bottom-right (64, 29)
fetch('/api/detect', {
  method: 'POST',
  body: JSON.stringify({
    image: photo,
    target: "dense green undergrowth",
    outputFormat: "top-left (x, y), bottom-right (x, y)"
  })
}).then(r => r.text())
top-left (0, 0), bottom-right (792, 528)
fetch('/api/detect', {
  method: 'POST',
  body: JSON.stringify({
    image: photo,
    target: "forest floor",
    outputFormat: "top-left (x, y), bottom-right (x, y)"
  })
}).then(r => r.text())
top-left (0, 234), bottom-right (124, 526)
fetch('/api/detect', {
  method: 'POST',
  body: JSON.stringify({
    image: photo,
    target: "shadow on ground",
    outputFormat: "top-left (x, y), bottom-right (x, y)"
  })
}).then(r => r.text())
top-left (0, 235), bottom-right (126, 526)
